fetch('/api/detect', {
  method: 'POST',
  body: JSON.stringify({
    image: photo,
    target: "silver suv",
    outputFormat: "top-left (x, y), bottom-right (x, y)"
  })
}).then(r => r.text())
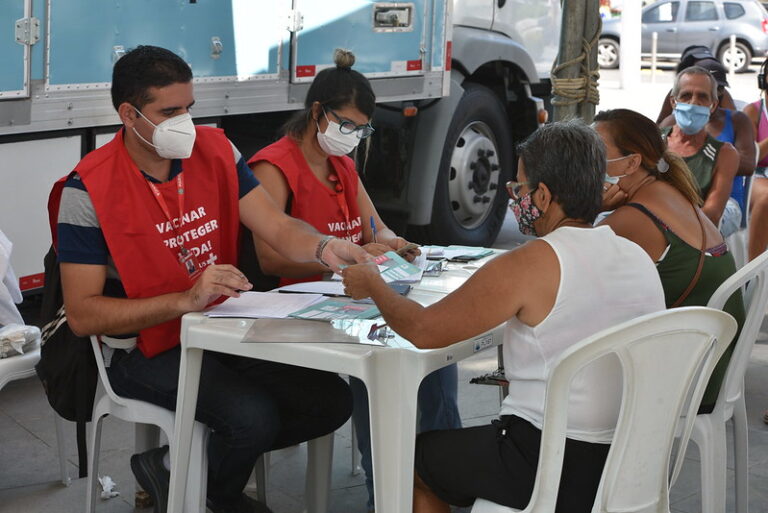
top-left (599, 0), bottom-right (768, 72)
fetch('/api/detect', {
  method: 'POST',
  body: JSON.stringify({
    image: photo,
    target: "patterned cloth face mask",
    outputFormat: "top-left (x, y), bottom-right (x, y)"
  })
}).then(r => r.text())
top-left (510, 189), bottom-right (541, 236)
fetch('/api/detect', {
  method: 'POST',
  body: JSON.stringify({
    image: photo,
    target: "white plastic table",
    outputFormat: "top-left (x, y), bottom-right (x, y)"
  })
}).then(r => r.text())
top-left (168, 257), bottom-right (504, 513)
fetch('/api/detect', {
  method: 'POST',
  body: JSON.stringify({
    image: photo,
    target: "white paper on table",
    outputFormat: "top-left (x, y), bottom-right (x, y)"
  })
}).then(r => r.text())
top-left (423, 246), bottom-right (444, 258)
top-left (274, 281), bottom-right (347, 297)
top-left (442, 247), bottom-right (487, 260)
top-left (205, 292), bottom-right (324, 318)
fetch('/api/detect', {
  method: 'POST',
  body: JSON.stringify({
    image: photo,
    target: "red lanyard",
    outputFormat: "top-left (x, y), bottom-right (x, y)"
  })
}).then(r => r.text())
top-left (146, 174), bottom-right (186, 246)
top-left (330, 178), bottom-right (352, 241)
top-left (145, 173), bottom-right (202, 277)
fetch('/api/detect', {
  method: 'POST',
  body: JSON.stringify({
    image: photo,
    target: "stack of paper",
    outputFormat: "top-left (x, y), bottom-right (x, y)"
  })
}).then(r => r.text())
top-left (205, 292), bottom-right (324, 318)
top-left (423, 246), bottom-right (494, 261)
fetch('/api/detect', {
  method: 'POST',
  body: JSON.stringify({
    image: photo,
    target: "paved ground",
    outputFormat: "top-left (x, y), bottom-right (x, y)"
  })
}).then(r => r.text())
top-left (2, 63), bottom-right (768, 513)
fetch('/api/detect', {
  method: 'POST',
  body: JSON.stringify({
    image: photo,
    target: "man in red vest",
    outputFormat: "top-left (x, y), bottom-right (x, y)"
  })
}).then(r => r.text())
top-left (50, 46), bottom-right (368, 513)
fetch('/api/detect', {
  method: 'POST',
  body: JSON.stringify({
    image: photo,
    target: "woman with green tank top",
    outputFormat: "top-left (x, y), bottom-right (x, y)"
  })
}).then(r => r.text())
top-left (594, 109), bottom-right (744, 413)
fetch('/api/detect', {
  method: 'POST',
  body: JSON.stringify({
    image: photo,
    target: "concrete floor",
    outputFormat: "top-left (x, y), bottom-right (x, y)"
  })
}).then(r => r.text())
top-left (4, 62), bottom-right (768, 513)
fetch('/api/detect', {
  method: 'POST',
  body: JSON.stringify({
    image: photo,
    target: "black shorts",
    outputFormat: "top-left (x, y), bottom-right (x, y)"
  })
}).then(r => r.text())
top-left (414, 415), bottom-right (610, 513)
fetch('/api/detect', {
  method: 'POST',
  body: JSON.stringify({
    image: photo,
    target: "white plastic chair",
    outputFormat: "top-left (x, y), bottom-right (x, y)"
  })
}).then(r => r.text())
top-left (472, 307), bottom-right (737, 513)
top-left (87, 336), bottom-right (334, 513)
top-left (0, 342), bottom-right (70, 486)
top-left (725, 173), bottom-right (755, 269)
top-left (688, 248), bottom-right (768, 513)
top-left (86, 336), bottom-right (213, 512)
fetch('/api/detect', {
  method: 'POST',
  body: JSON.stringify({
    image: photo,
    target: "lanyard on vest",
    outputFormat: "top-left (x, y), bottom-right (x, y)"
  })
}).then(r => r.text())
top-left (145, 173), bottom-right (202, 277)
top-left (329, 172), bottom-right (353, 241)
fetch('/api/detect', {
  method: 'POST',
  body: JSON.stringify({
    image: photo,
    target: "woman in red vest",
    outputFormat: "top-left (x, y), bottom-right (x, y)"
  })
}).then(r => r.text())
top-left (247, 49), bottom-right (458, 512)
top-left (248, 49), bottom-right (419, 286)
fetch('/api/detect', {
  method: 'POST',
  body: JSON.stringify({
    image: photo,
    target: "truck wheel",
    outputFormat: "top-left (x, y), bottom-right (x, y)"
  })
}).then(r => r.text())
top-left (598, 38), bottom-right (620, 69)
top-left (420, 82), bottom-right (514, 246)
top-left (718, 42), bottom-right (751, 73)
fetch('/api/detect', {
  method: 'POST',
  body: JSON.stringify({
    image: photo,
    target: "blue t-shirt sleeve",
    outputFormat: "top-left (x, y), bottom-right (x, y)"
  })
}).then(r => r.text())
top-left (236, 155), bottom-right (259, 198)
top-left (228, 140), bottom-right (259, 198)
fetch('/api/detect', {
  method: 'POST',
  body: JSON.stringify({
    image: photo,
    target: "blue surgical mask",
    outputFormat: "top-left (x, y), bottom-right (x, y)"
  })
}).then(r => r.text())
top-left (673, 102), bottom-right (711, 135)
top-left (604, 155), bottom-right (630, 184)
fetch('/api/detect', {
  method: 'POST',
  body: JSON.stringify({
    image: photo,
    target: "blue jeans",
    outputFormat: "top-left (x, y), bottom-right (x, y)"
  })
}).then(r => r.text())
top-left (349, 364), bottom-right (461, 509)
top-left (719, 197), bottom-right (743, 238)
top-left (107, 346), bottom-right (352, 507)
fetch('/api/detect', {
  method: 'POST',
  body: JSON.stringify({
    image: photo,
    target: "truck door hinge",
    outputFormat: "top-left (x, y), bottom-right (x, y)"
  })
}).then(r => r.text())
top-left (286, 10), bottom-right (304, 33)
top-left (15, 17), bottom-right (40, 46)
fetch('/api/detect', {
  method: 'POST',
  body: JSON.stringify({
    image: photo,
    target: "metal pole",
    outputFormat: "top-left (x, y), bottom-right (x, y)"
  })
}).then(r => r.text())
top-left (651, 32), bottom-right (658, 83)
top-left (552, 0), bottom-right (587, 121)
top-left (619, 0), bottom-right (642, 90)
top-left (578, 0), bottom-right (601, 122)
top-left (729, 34), bottom-right (737, 81)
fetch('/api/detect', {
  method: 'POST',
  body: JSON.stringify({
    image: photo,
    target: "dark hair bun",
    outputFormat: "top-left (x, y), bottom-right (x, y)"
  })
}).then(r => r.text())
top-left (334, 48), bottom-right (355, 69)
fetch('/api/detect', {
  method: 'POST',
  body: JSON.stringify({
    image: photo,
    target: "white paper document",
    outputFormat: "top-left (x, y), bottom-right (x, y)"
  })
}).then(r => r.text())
top-left (423, 245), bottom-right (494, 261)
top-left (205, 292), bottom-right (324, 318)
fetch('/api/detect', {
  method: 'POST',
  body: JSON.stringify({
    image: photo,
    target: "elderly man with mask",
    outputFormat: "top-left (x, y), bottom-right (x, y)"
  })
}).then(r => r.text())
top-left (661, 65), bottom-right (740, 236)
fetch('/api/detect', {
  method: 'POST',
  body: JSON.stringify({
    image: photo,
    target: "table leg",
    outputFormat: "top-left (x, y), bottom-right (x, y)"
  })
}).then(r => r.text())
top-left (367, 351), bottom-right (424, 513)
top-left (168, 346), bottom-right (204, 513)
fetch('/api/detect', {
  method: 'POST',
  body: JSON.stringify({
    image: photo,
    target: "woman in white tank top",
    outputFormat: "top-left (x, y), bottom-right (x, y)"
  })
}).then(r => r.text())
top-left (342, 120), bottom-right (666, 513)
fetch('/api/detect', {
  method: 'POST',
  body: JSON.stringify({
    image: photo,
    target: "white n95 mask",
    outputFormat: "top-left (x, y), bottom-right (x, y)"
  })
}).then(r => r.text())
top-left (316, 113), bottom-right (360, 156)
top-left (133, 109), bottom-right (197, 159)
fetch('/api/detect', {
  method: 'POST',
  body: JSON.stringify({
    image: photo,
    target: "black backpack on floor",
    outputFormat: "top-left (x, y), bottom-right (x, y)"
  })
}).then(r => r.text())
top-left (35, 246), bottom-right (97, 478)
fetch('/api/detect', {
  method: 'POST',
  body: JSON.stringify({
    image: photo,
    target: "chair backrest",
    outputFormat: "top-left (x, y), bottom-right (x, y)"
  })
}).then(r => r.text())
top-left (525, 307), bottom-right (736, 513)
top-left (706, 248), bottom-right (768, 411)
top-left (89, 336), bottom-right (129, 407)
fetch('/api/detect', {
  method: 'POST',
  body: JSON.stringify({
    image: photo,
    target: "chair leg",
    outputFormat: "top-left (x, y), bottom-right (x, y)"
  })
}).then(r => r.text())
top-left (733, 397), bottom-right (750, 513)
top-left (53, 414), bottom-right (71, 486)
top-left (184, 424), bottom-right (210, 513)
top-left (497, 346), bottom-right (509, 403)
top-left (350, 421), bottom-right (360, 476)
top-left (254, 453), bottom-right (268, 504)
top-left (697, 418), bottom-right (727, 513)
top-left (305, 434), bottom-right (334, 513)
top-left (85, 414), bottom-right (105, 513)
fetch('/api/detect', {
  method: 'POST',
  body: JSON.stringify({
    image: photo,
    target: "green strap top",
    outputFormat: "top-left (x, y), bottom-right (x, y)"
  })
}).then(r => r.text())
top-left (660, 126), bottom-right (723, 198)
top-left (625, 203), bottom-right (744, 412)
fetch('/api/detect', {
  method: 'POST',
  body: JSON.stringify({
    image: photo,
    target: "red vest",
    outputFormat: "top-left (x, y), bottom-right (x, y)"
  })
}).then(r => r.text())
top-left (249, 136), bottom-right (362, 285)
top-left (49, 127), bottom-right (240, 357)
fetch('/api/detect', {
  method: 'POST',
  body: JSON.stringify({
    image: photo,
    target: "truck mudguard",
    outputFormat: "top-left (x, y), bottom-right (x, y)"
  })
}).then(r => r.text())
top-left (451, 25), bottom-right (540, 84)
top-left (406, 72), bottom-right (464, 225)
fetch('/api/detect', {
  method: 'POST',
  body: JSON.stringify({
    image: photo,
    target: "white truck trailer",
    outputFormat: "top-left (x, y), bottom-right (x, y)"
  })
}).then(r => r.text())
top-left (0, 0), bottom-right (560, 294)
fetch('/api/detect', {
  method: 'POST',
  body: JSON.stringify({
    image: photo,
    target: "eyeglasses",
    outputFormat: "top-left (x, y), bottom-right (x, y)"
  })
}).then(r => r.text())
top-left (505, 180), bottom-right (531, 200)
top-left (327, 109), bottom-right (375, 139)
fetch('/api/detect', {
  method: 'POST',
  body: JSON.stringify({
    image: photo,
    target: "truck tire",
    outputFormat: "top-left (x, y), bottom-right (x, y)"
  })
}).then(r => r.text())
top-left (717, 41), bottom-right (751, 73)
top-left (417, 82), bottom-right (514, 246)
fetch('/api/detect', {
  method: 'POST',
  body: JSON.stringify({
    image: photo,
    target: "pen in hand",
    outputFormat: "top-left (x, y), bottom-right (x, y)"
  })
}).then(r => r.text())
top-left (370, 216), bottom-right (377, 243)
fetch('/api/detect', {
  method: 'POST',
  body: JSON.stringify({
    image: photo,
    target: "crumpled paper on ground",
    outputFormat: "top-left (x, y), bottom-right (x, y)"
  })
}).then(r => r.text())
top-left (0, 324), bottom-right (40, 358)
top-left (98, 475), bottom-right (120, 499)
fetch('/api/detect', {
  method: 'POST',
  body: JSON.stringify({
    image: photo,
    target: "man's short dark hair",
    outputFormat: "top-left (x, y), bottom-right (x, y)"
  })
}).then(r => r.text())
top-left (517, 119), bottom-right (605, 223)
top-left (111, 45), bottom-right (193, 111)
